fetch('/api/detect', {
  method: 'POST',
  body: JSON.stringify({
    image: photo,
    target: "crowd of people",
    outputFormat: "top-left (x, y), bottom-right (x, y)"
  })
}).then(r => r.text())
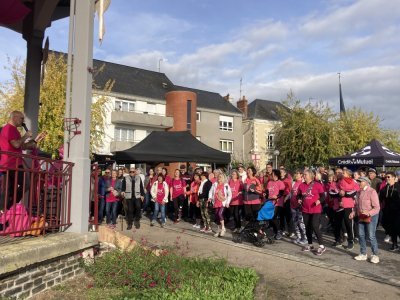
top-left (97, 162), bottom-right (400, 263)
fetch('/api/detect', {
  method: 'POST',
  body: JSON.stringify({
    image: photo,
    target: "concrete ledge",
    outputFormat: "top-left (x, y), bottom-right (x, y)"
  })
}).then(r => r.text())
top-left (0, 232), bottom-right (99, 276)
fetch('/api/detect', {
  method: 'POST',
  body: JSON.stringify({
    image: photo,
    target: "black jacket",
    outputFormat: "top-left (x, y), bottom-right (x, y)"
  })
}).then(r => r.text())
top-left (198, 180), bottom-right (212, 200)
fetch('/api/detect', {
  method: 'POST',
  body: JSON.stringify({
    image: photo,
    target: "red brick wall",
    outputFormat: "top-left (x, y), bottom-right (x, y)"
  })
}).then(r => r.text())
top-left (165, 91), bottom-right (197, 135)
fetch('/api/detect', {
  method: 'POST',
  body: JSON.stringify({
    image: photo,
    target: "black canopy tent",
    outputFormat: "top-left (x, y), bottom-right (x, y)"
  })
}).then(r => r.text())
top-left (329, 139), bottom-right (400, 168)
top-left (114, 131), bottom-right (231, 164)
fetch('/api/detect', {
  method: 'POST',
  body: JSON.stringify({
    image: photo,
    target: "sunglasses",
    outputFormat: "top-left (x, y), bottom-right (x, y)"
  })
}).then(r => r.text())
top-left (105, 172), bottom-right (110, 174)
top-left (129, 171), bottom-right (135, 173)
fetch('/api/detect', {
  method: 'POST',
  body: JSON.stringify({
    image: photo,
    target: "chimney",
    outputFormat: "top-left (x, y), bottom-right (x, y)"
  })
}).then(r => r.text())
top-left (236, 95), bottom-right (248, 119)
top-left (223, 93), bottom-right (230, 101)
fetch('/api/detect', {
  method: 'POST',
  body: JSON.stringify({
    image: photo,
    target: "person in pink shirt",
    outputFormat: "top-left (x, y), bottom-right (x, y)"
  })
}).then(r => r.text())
top-left (229, 170), bottom-right (244, 232)
top-left (280, 168), bottom-right (293, 237)
top-left (105, 170), bottom-right (122, 228)
top-left (209, 173), bottom-right (232, 237)
top-left (266, 169), bottom-right (286, 240)
top-left (243, 167), bottom-right (263, 222)
top-left (170, 169), bottom-right (186, 223)
top-left (351, 177), bottom-right (380, 263)
top-left (290, 170), bottom-right (306, 244)
top-left (334, 169), bottom-right (359, 249)
top-left (0, 111), bottom-right (40, 210)
top-left (150, 174), bottom-right (169, 227)
top-left (188, 173), bottom-right (201, 229)
top-left (297, 170), bottom-right (326, 255)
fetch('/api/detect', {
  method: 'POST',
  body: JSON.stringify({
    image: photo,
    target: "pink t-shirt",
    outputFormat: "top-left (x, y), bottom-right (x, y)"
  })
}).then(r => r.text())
top-left (290, 180), bottom-right (303, 209)
top-left (297, 181), bottom-right (325, 214)
top-left (106, 179), bottom-right (118, 203)
top-left (171, 178), bottom-right (185, 198)
top-left (213, 183), bottom-right (225, 208)
top-left (156, 182), bottom-right (166, 204)
top-left (0, 123), bottom-right (22, 170)
top-left (266, 180), bottom-right (285, 207)
top-left (229, 179), bottom-right (243, 206)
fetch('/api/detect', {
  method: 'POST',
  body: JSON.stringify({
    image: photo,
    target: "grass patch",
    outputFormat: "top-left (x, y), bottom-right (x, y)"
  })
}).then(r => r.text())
top-left (84, 246), bottom-right (258, 299)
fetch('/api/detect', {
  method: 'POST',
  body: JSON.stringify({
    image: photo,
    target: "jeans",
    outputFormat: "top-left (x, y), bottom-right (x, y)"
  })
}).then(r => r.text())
top-left (152, 202), bottom-right (166, 224)
top-left (98, 197), bottom-right (106, 223)
top-left (358, 214), bottom-right (379, 255)
top-left (142, 191), bottom-right (152, 212)
top-left (106, 201), bottom-right (118, 225)
top-left (291, 208), bottom-right (306, 239)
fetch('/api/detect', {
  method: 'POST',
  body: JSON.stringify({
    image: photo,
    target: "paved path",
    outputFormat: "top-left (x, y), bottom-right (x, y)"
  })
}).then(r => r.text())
top-left (115, 217), bottom-right (400, 299)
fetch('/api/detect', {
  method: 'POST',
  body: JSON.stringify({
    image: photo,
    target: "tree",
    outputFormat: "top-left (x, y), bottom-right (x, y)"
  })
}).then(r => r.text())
top-left (274, 92), bottom-right (336, 169)
top-left (274, 92), bottom-right (400, 169)
top-left (0, 53), bottom-right (112, 156)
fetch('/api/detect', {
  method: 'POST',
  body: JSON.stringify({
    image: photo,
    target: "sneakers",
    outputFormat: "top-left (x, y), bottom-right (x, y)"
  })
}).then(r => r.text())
top-left (389, 244), bottom-right (399, 252)
top-left (192, 224), bottom-right (201, 229)
top-left (299, 239), bottom-right (308, 245)
top-left (332, 241), bottom-right (342, 247)
top-left (354, 254), bottom-right (368, 261)
top-left (314, 246), bottom-right (326, 256)
top-left (127, 225), bottom-right (132, 230)
top-left (174, 220), bottom-right (180, 224)
top-left (220, 228), bottom-right (226, 237)
top-left (150, 221), bottom-right (155, 227)
top-left (200, 227), bottom-right (206, 232)
top-left (160, 223), bottom-right (165, 228)
top-left (274, 233), bottom-right (282, 240)
top-left (289, 233), bottom-right (296, 238)
top-left (345, 242), bottom-right (354, 250)
top-left (384, 235), bottom-right (391, 243)
top-left (302, 245), bottom-right (314, 252)
top-left (294, 238), bottom-right (308, 245)
top-left (370, 255), bottom-right (380, 264)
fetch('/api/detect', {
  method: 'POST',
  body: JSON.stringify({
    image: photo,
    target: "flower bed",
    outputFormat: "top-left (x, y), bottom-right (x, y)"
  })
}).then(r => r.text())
top-left (84, 245), bottom-right (258, 299)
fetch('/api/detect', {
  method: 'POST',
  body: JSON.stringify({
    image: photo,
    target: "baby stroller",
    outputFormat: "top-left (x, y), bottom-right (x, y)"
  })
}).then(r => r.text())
top-left (232, 201), bottom-right (275, 247)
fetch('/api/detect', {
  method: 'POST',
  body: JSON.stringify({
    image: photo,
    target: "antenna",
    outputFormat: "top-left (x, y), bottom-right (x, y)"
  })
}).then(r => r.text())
top-left (337, 72), bottom-right (341, 84)
top-left (239, 77), bottom-right (242, 99)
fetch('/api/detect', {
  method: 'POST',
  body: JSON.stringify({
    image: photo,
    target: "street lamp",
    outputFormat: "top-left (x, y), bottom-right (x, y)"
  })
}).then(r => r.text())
top-left (158, 58), bottom-right (167, 72)
top-left (273, 149), bottom-right (280, 168)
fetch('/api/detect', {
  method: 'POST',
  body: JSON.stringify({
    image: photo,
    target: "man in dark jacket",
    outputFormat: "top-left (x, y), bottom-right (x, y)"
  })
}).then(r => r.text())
top-left (122, 168), bottom-right (145, 229)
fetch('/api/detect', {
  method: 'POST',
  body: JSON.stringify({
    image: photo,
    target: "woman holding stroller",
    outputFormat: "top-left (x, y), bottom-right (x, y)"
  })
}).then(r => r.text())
top-left (265, 169), bottom-right (286, 240)
top-left (243, 167), bottom-right (263, 222)
top-left (297, 170), bottom-right (326, 255)
top-left (209, 173), bottom-right (232, 237)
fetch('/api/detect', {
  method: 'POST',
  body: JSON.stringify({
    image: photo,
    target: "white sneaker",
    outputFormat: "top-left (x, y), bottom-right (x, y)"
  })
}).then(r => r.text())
top-left (354, 254), bottom-right (368, 261)
top-left (384, 235), bottom-right (391, 243)
top-left (220, 228), bottom-right (226, 237)
top-left (214, 231), bottom-right (220, 237)
top-left (370, 255), bottom-right (380, 264)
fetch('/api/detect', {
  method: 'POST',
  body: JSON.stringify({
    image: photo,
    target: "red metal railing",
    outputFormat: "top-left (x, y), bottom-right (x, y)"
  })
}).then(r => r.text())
top-left (89, 164), bottom-right (99, 231)
top-left (0, 150), bottom-right (74, 238)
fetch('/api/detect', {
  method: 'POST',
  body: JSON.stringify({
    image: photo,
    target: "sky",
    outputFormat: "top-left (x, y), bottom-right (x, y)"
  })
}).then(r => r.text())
top-left (0, 0), bottom-right (399, 128)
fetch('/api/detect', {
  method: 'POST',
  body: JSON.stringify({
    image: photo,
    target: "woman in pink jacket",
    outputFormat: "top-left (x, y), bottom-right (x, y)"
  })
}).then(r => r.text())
top-left (334, 169), bottom-right (359, 250)
top-left (351, 177), bottom-right (380, 264)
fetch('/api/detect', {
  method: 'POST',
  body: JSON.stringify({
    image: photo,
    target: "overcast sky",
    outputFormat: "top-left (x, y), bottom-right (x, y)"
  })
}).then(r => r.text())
top-left (0, 0), bottom-right (399, 128)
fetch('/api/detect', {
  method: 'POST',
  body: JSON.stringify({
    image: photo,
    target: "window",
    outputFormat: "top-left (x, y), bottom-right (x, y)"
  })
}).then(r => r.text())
top-left (187, 100), bottom-right (192, 130)
top-left (134, 129), bottom-right (147, 143)
top-left (219, 115), bottom-right (233, 131)
top-left (220, 139), bottom-right (233, 153)
top-left (115, 99), bottom-right (135, 112)
top-left (114, 127), bottom-right (134, 142)
top-left (147, 103), bottom-right (156, 115)
top-left (267, 133), bottom-right (274, 149)
top-left (196, 111), bottom-right (201, 122)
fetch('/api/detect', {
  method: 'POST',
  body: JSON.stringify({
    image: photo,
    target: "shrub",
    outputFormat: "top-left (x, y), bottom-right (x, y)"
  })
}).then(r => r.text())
top-left (85, 245), bottom-right (258, 299)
